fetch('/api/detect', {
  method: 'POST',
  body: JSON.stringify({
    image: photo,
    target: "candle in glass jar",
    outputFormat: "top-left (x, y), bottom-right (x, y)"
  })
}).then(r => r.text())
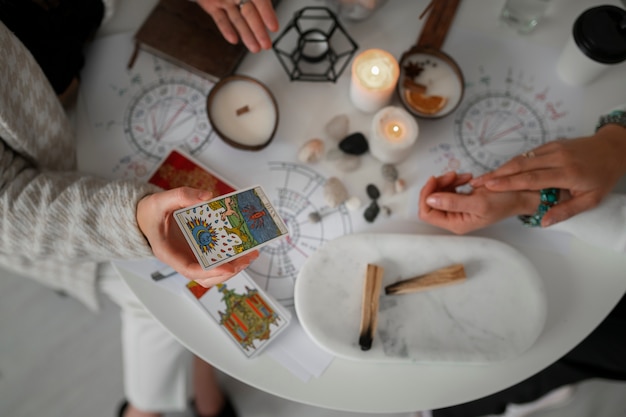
top-left (350, 49), bottom-right (400, 113)
top-left (207, 75), bottom-right (278, 150)
top-left (369, 106), bottom-right (419, 164)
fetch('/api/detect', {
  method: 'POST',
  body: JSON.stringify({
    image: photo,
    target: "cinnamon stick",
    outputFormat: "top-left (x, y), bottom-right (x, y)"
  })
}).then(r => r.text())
top-left (416, 0), bottom-right (462, 50)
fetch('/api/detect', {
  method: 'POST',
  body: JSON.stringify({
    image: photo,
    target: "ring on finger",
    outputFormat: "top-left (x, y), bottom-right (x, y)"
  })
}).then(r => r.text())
top-left (238, 0), bottom-right (251, 10)
top-left (522, 150), bottom-right (536, 159)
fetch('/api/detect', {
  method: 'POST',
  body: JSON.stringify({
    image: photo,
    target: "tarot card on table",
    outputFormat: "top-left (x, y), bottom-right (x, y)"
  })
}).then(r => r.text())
top-left (185, 272), bottom-right (291, 358)
top-left (174, 185), bottom-right (289, 270)
top-left (147, 148), bottom-right (236, 194)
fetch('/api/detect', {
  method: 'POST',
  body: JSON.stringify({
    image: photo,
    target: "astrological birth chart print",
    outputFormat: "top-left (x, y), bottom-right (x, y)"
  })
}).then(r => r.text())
top-left (78, 33), bottom-right (217, 181)
top-left (78, 34), bottom-right (355, 306)
top-left (425, 29), bottom-right (583, 176)
top-left (124, 78), bottom-right (213, 162)
top-left (244, 162), bottom-right (353, 307)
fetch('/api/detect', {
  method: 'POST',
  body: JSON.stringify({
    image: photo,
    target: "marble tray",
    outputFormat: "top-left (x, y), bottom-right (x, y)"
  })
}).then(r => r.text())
top-left (294, 233), bottom-right (547, 364)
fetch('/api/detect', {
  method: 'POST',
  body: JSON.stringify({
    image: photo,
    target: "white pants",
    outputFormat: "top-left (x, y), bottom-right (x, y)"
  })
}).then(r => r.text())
top-left (98, 262), bottom-right (191, 412)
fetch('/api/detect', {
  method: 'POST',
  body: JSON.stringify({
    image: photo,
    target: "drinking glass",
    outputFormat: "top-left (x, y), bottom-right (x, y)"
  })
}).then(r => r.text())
top-left (500, 0), bottom-right (551, 34)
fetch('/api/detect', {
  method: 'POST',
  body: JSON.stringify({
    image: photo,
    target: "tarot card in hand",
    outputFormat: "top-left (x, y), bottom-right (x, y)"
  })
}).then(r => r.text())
top-left (184, 271), bottom-right (291, 358)
top-left (147, 148), bottom-right (236, 194)
top-left (174, 185), bottom-right (289, 270)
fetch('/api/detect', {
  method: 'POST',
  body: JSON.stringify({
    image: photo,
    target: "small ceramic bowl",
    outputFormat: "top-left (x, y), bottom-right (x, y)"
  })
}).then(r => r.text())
top-left (396, 47), bottom-right (464, 119)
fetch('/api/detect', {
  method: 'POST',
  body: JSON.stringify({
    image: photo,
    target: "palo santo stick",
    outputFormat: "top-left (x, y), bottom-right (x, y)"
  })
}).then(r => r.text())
top-left (384, 264), bottom-right (466, 296)
top-left (358, 263), bottom-right (384, 351)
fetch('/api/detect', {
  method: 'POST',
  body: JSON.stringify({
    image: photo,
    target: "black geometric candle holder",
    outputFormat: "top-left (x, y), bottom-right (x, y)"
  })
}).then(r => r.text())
top-left (272, 7), bottom-right (358, 82)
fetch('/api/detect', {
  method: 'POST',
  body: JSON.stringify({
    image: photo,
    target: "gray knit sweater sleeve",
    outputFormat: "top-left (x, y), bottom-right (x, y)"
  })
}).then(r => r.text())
top-left (0, 139), bottom-right (157, 263)
top-left (0, 19), bottom-right (162, 311)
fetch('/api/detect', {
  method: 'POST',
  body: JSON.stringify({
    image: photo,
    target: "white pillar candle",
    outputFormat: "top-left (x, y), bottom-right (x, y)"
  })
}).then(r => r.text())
top-left (349, 48), bottom-right (400, 113)
top-left (369, 106), bottom-right (419, 164)
top-left (207, 76), bottom-right (278, 150)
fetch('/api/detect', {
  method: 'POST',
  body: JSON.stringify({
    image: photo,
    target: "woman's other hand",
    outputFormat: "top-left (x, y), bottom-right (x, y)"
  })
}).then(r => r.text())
top-left (197, 0), bottom-right (279, 53)
top-left (470, 124), bottom-right (626, 227)
top-left (419, 171), bottom-right (539, 234)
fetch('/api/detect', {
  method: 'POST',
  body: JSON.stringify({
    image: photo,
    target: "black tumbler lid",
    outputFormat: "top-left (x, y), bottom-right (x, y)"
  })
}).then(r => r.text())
top-left (573, 5), bottom-right (626, 64)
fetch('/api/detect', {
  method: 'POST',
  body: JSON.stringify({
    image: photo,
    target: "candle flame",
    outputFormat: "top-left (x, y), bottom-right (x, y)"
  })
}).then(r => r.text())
top-left (384, 122), bottom-right (405, 142)
top-left (353, 50), bottom-right (399, 89)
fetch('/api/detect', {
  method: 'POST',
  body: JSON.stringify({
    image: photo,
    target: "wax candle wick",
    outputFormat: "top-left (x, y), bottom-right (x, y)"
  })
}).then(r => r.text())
top-left (236, 105), bottom-right (250, 116)
top-left (390, 124), bottom-right (403, 139)
top-left (384, 121), bottom-right (404, 141)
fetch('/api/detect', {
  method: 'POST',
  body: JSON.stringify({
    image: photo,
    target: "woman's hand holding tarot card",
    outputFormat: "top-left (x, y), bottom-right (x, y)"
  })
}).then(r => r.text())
top-left (174, 185), bottom-right (289, 270)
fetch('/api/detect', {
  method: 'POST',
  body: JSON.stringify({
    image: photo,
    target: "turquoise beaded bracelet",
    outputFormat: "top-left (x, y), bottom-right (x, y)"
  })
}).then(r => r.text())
top-left (518, 188), bottom-right (560, 227)
top-left (596, 110), bottom-right (626, 132)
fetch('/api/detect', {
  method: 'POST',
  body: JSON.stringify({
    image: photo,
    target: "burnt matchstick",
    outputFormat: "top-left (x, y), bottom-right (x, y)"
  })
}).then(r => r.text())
top-left (384, 263), bottom-right (466, 296)
top-left (358, 263), bottom-right (384, 351)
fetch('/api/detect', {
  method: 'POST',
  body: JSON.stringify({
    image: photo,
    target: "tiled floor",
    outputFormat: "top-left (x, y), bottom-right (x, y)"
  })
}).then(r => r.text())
top-left (1, 267), bottom-right (625, 417)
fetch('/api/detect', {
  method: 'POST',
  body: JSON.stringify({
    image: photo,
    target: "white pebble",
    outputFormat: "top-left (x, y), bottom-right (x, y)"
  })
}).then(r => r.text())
top-left (394, 178), bottom-right (406, 193)
top-left (334, 154), bottom-right (361, 172)
top-left (298, 138), bottom-right (325, 163)
top-left (344, 196), bottom-right (362, 212)
top-left (325, 148), bottom-right (343, 161)
top-left (323, 177), bottom-right (349, 208)
top-left (325, 114), bottom-right (349, 141)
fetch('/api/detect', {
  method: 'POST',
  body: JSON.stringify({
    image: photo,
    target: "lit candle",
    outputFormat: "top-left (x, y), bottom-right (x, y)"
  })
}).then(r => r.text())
top-left (369, 106), bottom-right (419, 164)
top-left (350, 49), bottom-right (400, 113)
top-left (207, 75), bottom-right (278, 151)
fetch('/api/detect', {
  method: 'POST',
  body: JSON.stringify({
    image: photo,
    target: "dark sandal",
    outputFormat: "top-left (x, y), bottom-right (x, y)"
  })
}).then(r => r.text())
top-left (116, 399), bottom-right (129, 417)
top-left (190, 395), bottom-right (238, 417)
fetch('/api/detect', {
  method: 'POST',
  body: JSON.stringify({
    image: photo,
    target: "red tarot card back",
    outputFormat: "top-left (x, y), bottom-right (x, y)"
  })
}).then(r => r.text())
top-left (148, 149), bottom-right (236, 195)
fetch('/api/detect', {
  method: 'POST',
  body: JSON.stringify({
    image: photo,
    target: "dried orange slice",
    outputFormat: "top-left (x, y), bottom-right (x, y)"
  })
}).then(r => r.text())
top-left (404, 90), bottom-right (447, 115)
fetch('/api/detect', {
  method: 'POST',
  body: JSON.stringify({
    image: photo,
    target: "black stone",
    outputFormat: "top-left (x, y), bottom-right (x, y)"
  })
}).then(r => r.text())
top-left (366, 183), bottom-right (381, 200)
top-left (338, 132), bottom-right (369, 155)
top-left (363, 200), bottom-right (380, 223)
